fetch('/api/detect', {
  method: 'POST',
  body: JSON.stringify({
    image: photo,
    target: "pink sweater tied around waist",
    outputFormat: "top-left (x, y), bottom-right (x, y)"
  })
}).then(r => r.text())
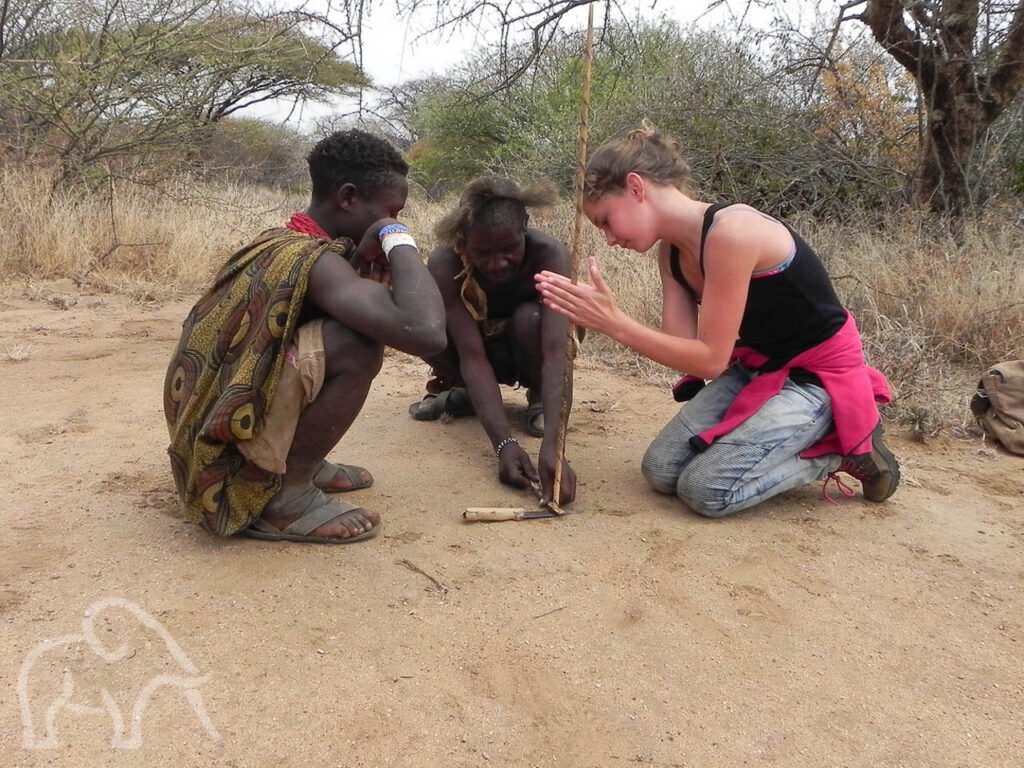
top-left (690, 312), bottom-right (891, 459)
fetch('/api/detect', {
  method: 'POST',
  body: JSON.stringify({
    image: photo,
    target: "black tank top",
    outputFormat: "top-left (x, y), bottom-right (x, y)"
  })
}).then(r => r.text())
top-left (670, 203), bottom-right (846, 368)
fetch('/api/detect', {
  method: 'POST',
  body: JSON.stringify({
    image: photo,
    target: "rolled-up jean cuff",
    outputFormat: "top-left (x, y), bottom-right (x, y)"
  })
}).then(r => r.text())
top-left (236, 319), bottom-right (326, 474)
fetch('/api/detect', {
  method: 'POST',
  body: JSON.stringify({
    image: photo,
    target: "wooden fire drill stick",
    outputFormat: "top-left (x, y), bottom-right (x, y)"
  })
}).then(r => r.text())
top-left (548, 5), bottom-right (594, 514)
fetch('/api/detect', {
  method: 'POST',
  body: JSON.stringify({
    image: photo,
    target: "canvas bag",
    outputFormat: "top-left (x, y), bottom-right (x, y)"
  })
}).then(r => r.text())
top-left (970, 360), bottom-right (1024, 455)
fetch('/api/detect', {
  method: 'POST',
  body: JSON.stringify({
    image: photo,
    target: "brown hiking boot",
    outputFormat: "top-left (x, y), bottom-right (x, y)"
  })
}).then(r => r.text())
top-left (834, 423), bottom-right (901, 502)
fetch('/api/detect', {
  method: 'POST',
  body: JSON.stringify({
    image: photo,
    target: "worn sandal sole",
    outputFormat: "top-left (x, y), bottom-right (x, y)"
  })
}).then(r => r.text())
top-left (244, 521), bottom-right (381, 544)
top-left (244, 487), bottom-right (381, 544)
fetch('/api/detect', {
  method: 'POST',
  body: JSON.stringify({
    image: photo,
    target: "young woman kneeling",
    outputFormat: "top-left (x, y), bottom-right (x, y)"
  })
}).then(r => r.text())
top-left (535, 126), bottom-right (899, 518)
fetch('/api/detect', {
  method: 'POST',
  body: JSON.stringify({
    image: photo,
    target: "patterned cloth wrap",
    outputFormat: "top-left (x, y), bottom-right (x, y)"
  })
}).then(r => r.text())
top-left (163, 227), bottom-right (353, 535)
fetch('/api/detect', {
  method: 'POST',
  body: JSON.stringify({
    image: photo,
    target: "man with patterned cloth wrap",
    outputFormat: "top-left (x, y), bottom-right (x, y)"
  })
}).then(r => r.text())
top-left (164, 130), bottom-right (445, 543)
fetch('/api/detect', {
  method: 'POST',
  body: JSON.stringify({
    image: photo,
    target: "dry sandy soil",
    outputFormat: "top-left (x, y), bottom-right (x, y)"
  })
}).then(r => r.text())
top-left (0, 288), bottom-right (1021, 768)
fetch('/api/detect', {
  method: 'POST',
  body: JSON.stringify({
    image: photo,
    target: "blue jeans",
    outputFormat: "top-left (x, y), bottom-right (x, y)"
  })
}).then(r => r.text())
top-left (642, 364), bottom-right (842, 518)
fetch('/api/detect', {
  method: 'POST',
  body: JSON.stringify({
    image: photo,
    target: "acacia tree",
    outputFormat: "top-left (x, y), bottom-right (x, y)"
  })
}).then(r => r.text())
top-left (0, 0), bottom-right (365, 183)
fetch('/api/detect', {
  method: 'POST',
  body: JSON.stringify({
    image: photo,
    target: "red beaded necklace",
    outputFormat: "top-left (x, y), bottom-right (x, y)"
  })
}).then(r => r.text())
top-left (285, 213), bottom-right (331, 239)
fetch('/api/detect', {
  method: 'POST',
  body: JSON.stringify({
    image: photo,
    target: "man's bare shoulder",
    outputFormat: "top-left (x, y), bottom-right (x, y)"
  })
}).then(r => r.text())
top-left (308, 247), bottom-right (359, 285)
top-left (426, 245), bottom-right (462, 278)
top-left (525, 229), bottom-right (570, 274)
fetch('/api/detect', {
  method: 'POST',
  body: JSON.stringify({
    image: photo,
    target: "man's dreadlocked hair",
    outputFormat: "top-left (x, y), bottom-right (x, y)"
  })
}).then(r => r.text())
top-left (307, 129), bottom-right (409, 203)
top-left (434, 176), bottom-right (558, 254)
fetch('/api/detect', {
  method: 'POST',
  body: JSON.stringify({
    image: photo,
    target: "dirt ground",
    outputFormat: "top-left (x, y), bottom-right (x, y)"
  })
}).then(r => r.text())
top-left (0, 288), bottom-right (1021, 768)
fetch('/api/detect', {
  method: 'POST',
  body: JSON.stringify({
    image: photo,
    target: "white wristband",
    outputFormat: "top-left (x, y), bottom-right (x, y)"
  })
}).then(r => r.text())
top-left (381, 232), bottom-right (417, 258)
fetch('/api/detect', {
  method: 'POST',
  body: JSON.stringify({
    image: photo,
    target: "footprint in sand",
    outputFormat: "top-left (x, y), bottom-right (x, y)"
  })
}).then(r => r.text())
top-left (728, 583), bottom-right (788, 623)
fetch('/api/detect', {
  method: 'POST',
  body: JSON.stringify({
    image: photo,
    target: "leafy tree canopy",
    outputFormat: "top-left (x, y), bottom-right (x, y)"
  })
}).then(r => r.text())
top-left (0, 0), bottom-right (365, 183)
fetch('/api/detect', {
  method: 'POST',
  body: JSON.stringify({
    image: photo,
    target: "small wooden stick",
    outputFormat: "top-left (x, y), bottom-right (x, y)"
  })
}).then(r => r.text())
top-left (549, 5), bottom-right (595, 514)
top-left (396, 559), bottom-right (448, 597)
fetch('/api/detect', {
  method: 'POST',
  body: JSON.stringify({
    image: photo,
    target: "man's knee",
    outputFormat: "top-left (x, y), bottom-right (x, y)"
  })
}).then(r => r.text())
top-left (421, 338), bottom-right (459, 382)
top-left (323, 321), bottom-right (384, 381)
top-left (510, 302), bottom-right (541, 343)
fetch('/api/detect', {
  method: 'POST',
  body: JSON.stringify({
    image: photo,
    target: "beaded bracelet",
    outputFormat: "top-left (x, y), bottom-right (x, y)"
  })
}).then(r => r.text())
top-left (378, 223), bottom-right (410, 238)
top-left (495, 436), bottom-right (518, 457)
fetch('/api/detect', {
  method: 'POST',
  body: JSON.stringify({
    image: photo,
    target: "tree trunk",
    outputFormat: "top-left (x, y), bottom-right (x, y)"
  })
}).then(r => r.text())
top-left (917, 68), bottom-right (989, 214)
top-left (864, 0), bottom-right (1024, 215)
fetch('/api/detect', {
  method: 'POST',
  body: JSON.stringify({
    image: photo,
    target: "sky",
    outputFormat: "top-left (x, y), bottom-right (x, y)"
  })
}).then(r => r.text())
top-left (352, 2), bottom-right (740, 88)
top-left (254, 0), bottom-right (780, 129)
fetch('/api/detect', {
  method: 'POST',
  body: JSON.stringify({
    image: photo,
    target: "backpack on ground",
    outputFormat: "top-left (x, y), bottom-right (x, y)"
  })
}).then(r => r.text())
top-left (970, 360), bottom-right (1024, 455)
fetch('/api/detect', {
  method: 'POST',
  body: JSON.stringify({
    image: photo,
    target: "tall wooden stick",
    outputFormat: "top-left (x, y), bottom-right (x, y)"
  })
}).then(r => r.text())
top-left (548, 5), bottom-right (594, 513)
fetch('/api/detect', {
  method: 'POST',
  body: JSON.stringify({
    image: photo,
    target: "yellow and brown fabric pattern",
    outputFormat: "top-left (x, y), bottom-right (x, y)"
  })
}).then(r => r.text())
top-left (163, 228), bottom-right (353, 536)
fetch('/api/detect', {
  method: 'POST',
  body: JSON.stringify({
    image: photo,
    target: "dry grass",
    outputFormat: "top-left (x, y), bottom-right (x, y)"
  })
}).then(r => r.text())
top-left (3, 343), bottom-right (35, 362)
top-left (793, 209), bottom-right (1024, 436)
top-left (0, 166), bottom-right (300, 297)
top-left (2, 166), bottom-right (1021, 435)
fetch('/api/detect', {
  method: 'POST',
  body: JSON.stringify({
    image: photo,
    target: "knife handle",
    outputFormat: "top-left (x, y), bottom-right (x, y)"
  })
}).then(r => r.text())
top-left (463, 508), bottom-right (525, 522)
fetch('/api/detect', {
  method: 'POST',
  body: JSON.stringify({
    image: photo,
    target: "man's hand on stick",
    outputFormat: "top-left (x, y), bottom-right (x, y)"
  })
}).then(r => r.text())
top-left (538, 447), bottom-right (577, 507)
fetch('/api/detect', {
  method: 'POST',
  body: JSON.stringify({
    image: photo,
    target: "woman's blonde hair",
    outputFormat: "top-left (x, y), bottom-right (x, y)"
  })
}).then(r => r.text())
top-left (434, 176), bottom-right (558, 253)
top-left (584, 122), bottom-right (693, 200)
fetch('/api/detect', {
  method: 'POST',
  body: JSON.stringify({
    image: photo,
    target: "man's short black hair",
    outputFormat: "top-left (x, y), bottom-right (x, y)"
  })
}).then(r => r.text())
top-left (307, 129), bottom-right (409, 202)
top-left (433, 176), bottom-right (557, 252)
top-left (475, 198), bottom-right (529, 231)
